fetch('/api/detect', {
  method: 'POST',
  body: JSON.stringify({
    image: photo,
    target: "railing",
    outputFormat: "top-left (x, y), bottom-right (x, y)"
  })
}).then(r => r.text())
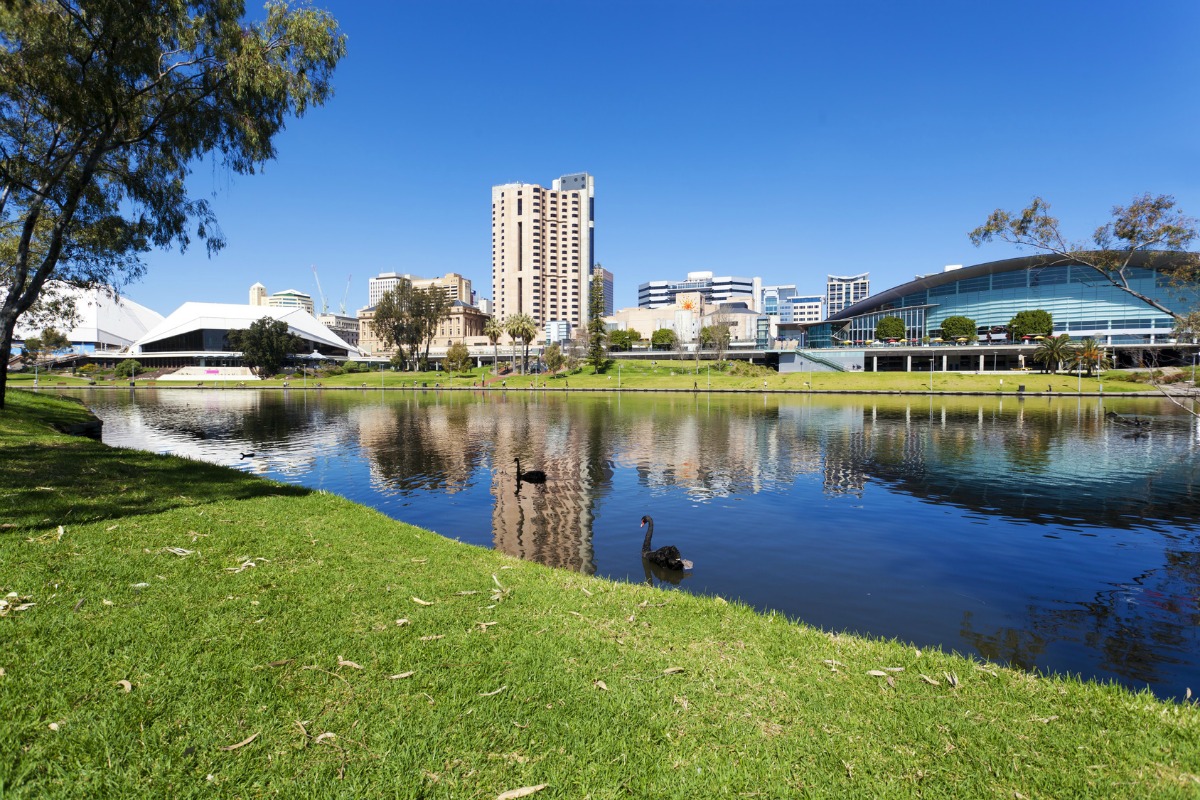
top-left (793, 349), bottom-right (847, 372)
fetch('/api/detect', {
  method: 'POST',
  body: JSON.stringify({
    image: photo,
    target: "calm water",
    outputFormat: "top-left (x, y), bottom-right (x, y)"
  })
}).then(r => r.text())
top-left (73, 387), bottom-right (1200, 699)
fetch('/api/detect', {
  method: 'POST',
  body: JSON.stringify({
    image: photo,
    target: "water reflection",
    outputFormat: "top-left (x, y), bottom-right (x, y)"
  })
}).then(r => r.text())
top-left (76, 388), bottom-right (1200, 699)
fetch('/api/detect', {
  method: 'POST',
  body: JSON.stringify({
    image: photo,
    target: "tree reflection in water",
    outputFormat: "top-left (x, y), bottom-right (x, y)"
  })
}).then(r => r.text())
top-left (80, 389), bottom-right (1200, 698)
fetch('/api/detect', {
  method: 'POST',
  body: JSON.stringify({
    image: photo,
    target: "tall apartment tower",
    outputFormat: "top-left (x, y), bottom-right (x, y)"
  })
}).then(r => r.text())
top-left (492, 172), bottom-right (594, 331)
top-left (826, 273), bottom-right (870, 317)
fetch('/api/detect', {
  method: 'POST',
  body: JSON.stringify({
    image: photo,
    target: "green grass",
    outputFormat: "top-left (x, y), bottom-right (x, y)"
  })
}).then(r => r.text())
top-left (37, 358), bottom-right (1156, 394)
top-left (2, 389), bottom-right (1198, 798)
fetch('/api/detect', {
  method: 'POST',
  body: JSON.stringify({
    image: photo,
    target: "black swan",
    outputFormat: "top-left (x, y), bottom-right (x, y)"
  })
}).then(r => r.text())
top-left (513, 458), bottom-right (546, 484)
top-left (240, 452), bottom-right (256, 459)
top-left (640, 515), bottom-right (692, 570)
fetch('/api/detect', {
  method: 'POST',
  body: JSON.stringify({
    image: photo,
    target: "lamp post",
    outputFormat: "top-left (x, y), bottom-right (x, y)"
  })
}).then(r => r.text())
top-left (928, 356), bottom-right (933, 392)
top-left (618, 361), bottom-right (622, 390)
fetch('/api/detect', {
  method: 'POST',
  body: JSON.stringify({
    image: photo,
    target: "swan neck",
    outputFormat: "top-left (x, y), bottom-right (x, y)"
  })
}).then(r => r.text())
top-left (641, 519), bottom-right (654, 554)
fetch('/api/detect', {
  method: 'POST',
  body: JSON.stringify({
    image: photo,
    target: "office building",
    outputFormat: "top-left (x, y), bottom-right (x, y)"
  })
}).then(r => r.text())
top-left (826, 273), bottom-right (870, 317)
top-left (592, 265), bottom-right (614, 316)
top-left (638, 271), bottom-right (759, 310)
top-left (367, 272), bottom-right (473, 308)
top-left (491, 172), bottom-right (595, 333)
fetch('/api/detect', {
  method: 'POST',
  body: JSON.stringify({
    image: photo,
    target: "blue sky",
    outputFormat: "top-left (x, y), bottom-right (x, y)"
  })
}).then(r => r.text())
top-left (131, 0), bottom-right (1200, 316)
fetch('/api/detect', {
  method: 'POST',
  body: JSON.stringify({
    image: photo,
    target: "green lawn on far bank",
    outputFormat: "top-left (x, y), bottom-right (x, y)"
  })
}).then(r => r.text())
top-left (1, 389), bottom-right (1197, 798)
top-left (19, 358), bottom-right (1174, 394)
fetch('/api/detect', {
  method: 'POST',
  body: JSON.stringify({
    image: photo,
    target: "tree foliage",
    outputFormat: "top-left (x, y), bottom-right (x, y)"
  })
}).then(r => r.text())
top-left (874, 316), bottom-right (906, 341)
top-left (227, 317), bottom-right (303, 377)
top-left (607, 328), bottom-right (640, 351)
top-left (504, 313), bottom-right (538, 374)
top-left (543, 342), bottom-right (565, 374)
top-left (940, 315), bottom-right (977, 342)
top-left (483, 317), bottom-right (503, 371)
top-left (371, 284), bottom-right (451, 370)
top-left (587, 267), bottom-right (610, 372)
top-left (1032, 334), bottom-right (1075, 374)
top-left (969, 194), bottom-right (1200, 323)
top-left (651, 328), bottom-right (677, 350)
top-left (1071, 337), bottom-right (1109, 377)
top-left (113, 358), bottom-right (141, 378)
top-left (444, 341), bottom-right (472, 374)
top-left (1008, 310), bottom-right (1053, 342)
top-left (0, 0), bottom-right (345, 407)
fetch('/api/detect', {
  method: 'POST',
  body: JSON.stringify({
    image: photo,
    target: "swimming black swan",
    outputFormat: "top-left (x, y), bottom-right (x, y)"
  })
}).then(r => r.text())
top-left (513, 458), bottom-right (546, 484)
top-left (640, 515), bottom-right (693, 570)
top-left (240, 452), bottom-right (256, 459)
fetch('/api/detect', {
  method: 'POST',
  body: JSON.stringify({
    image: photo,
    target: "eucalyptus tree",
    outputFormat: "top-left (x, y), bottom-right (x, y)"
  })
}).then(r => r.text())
top-left (372, 283), bottom-right (420, 369)
top-left (505, 313), bottom-right (538, 374)
top-left (0, 0), bottom-right (345, 407)
top-left (414, 287), bottom-right (451, 368)
top-left (970, 194), bottom-right (1200, 324)
top-left (483, 317), bottom-right (503, 373)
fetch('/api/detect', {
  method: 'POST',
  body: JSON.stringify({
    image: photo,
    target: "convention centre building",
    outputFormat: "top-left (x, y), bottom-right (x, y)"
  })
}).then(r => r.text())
top-left (784, 252), bottom-right (1200, 373)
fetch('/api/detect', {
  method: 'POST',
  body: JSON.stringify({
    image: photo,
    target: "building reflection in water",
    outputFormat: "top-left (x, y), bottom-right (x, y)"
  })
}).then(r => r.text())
top-left (81, 388), bottom-right (1200, 698)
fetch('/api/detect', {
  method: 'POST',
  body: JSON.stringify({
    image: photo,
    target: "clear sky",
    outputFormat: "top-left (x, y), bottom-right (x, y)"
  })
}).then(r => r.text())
top-left (130, 0), bottom-right (1200, 316)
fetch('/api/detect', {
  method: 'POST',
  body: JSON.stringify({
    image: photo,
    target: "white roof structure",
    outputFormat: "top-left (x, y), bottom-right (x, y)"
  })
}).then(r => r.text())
top-left (133, 302), bottom-right (363, 357)
top-left (14, 283), bottom-right (163, 349)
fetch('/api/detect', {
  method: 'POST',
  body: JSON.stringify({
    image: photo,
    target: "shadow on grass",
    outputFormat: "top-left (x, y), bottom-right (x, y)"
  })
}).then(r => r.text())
top-left (0, 436), bottom-right (311, 530)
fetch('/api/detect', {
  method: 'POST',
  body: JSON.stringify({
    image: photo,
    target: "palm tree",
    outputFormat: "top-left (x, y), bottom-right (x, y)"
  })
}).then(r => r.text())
top-left (483, 317), bottom-right (503, 375)
top-left (1072, 337), bottom-right (1109, 377)
top-left (1033, 334), bottom-right (1075, 374)
top-left (505, 314), bottom-right (538, 374)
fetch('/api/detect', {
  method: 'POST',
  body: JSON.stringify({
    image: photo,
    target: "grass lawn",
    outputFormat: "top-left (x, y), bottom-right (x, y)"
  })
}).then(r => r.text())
top-left (40, 358), bottom-right (1164, 394)
top-left (1, 389), bottom-right (1197, 798)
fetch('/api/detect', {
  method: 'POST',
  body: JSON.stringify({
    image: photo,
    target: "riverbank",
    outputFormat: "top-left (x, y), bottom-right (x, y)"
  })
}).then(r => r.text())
top-left (2, 389), bottom-right (1198, 798)
top-left (9, 360), bottom-right (1194, 396)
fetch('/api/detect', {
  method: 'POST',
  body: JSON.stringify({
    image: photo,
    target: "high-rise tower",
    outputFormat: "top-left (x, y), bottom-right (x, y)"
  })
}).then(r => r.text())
top-left (491, 172), bottom-right (594, 332)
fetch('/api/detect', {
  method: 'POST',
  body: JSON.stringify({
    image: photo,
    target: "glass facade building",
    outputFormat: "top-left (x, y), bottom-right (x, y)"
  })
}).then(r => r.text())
top-left (812, 255), bottom-right (1199, 347)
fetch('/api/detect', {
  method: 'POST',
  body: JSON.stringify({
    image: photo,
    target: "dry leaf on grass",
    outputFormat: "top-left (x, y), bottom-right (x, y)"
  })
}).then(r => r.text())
top-left (594, 679), bottom-right (608, 691)
top-left (266, 659), bottom-right (293, 668)
top-left (945, 672), bottom-right (960, 688)
top-left (455, 591), bottom-right (478, 596)
top-left (867, 670), bottom-right (889, 677)
top-left (477, 621), bottom-right (497, 630)
top-left (164, 547), bottom-right (194, 557)
top-left (412, 597), bottom-right (433, 606)
top-left (388, 671), bottom-right (415, 680)
top-left (49, 722), bottom-right (60, 731)
top-left (314, 732), bottom-right (337, 744)
top-left (220, 732), bottom-right (259, 751)
top-left (419, 634), bottom-right (444, 641)
top-left (496, 785), bottom-right (547, 800)
top-left (337, 657), bottom-right (363, 670)
top-left (662, 667), bottom-right (685, 676)
top-left (920, 674), bottom-right (941, 686)
top-left (72, 598), bottom-right (85, 612)
top-left (580, 587), bottom-right (592, 597)
top-left (479, 685), bottom-right (507, 696)
top-left (115, 680), bottom-right (132, 693)
top-left (395, 618), bottom-right (410, 626)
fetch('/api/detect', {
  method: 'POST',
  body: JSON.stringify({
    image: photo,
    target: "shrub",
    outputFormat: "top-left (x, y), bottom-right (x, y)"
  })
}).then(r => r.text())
top-left (77, 364), bottom-right (98, 375)
top-left (113, 359), bottom-right (142, 378)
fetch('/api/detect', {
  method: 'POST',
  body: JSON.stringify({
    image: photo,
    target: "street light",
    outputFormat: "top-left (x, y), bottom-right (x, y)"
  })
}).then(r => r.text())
top-left (928, 356), bottom-right (933, 392)
top-left (618, 360), bottom-right (621, 390)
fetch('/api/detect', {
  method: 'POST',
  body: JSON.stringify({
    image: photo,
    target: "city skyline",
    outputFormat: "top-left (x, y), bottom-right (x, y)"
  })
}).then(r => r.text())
top-left (119, 1), bottom-right (1198, 319)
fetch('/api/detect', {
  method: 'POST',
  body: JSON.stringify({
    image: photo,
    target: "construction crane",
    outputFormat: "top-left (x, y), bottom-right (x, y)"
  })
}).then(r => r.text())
top-left (339, 274), bottom-right (352, 315)
top-left (312, 265), bottom-right (328, 315)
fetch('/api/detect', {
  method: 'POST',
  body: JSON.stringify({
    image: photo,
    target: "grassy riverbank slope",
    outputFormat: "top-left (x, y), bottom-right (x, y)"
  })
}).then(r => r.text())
top-left (2, 390), bottom-right (1197, 798)
top-left (9, 359), bottom-right (1171, 394)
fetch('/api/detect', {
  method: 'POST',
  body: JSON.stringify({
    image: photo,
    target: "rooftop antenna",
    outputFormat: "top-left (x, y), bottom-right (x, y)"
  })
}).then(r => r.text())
top-left (311, 264), bottom-right (328, 314)
top-left (339, 274), bottom-right (352, 315)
